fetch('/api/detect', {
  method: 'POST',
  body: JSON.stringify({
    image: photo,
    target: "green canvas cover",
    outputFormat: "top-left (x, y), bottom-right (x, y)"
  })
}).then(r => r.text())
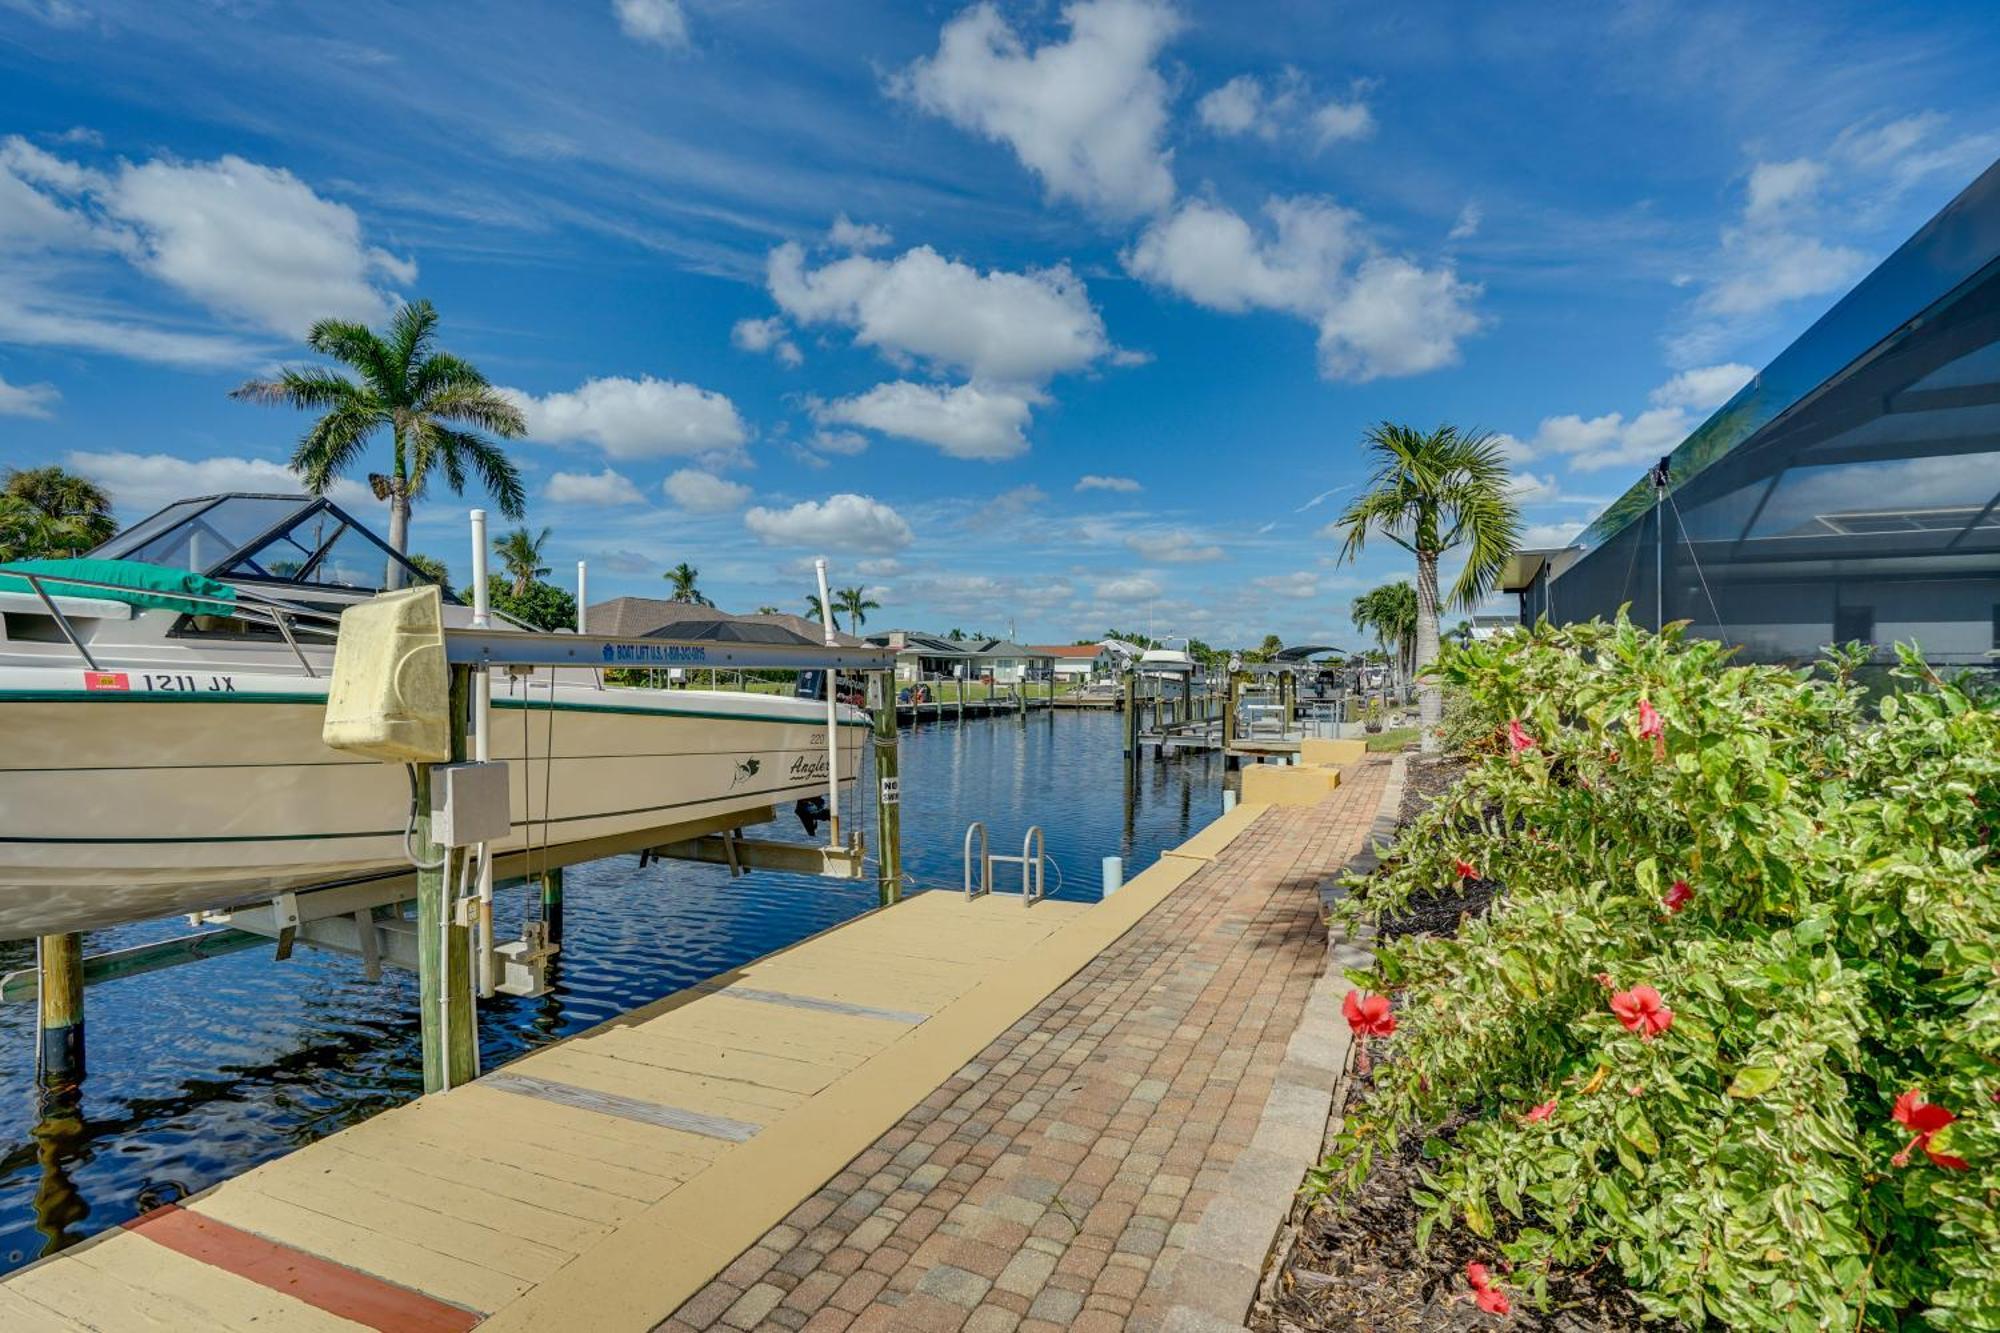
top-left (0, 559), bottom-right (238, 615)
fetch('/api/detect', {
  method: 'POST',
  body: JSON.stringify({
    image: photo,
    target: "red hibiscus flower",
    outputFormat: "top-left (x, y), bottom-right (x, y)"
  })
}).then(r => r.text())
top-left (1609, 985), bottom-right (1674, 1039)
top-left (1663, 879), bottom-right (1694, 914)
top-left (1455, 859), bottom-right (1478, 881)
top-left (1507, 718), bottom-right (1537, 755)
top-left (1342, 990), bottom-right (1396, 1038)
top-left (1892, 1090), bottom-right (1969, 1170)
top-left (1466, 1262), bottom-right (1510, 1316)
top-left (1523, 1099), bottom-right (1557, 1122)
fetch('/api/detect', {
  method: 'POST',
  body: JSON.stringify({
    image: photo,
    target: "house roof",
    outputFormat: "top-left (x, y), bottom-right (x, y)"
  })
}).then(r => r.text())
top-left (588, 596), bottom-right (864, 647)
top-left (1023, 644), bottom-right (1106, 658)
top-left (869, 631), bottom-right (1052, 658)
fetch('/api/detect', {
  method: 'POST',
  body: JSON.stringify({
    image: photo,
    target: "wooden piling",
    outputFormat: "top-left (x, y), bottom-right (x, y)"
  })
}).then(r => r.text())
top-left (34, 933), bottom-right (83, 1090)
top-left (418, 665), bottom-right (478, 1094)
top-left (542, 866), bottom-right (565, 944)
top-left (1122, 670), bottom-right (1138, 762)
top-left (871, 673), bottom-right (903, 908)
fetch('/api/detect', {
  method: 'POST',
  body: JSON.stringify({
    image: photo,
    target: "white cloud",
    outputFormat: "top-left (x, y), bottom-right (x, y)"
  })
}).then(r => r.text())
top-left (814, 381), bottom-right (1038, 461)
top-left (767, 242), bottom-right (1113, 384)
top-left (0, 373), bottom-right (58, 418)
top-left (744, 493), bottom-right (913, 551)
top-left (730, 315), bottom-right (801, 366)
top-left (808, 429), bottom-right (869, 457)
top-left (1448, 202), bottom-right (1482, 242)
top-left (505, 375), bottom-right (748, 460)
top-left (663, 468), bottom-right (751, 514)
top-left (1197, 76), bottom-right (1267, 138)
top-left (894, 0), bottom-right (1180, 219)
top-left (858, 557), bottom-right (905, 577)
top-left (1075, 474), bottom-right (1140, 493)
top-left (1508, 362), bottom-right (1754, 473)
top-left (1252, 570), bottom-right (1319, 600)
top-left (612, 0), bottom-right (687, 50)
top-left (0, 138), bottom-right (411, 346)
top-left (62, 449), bottom-right (373, 515)
top-left (1125, 529), bottom-right (1222, 563)
top-left (1094, 574), bottom-right (1160, 600)
top-left (1518, 520), bottom-right (1587, 549)
top-left (1310, 98), bottom-right (1374, 146)
top-left (1699, 229), bottom-right (1865, 319)
top-left (545, 467), bottom-right (644, 506)
top-left (828, 215), bottom-right (892, 251)
top-left (1127, 195), bottom-right (1482, 382)
top-left (1744, 158), bottom-right (1825, 225)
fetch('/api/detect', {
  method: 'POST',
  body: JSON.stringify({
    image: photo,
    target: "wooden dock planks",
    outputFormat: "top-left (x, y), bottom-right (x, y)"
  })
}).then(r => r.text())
top-left (0, 810), bottom-right (1273, 1332)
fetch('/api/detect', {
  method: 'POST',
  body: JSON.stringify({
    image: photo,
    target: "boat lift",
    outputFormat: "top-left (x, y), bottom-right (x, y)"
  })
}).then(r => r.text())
top-left (6, 519), bottom-right (903, 1101)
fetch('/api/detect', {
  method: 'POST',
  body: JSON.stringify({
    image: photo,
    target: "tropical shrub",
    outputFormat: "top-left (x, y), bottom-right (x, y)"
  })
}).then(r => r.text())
top-left (1319, 615), bottom-right (1999, 1329)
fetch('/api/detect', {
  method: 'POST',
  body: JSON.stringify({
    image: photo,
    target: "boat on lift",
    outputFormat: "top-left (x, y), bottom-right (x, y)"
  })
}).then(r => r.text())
top-left (0, 493), bottom-right (871, 940)
top-left (1136, 636), bottom-right (1198, 678)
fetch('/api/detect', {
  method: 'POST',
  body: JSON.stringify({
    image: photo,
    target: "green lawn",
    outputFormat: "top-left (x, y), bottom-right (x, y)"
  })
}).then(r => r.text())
top-left (1365, 726), bottom-right (1422, 752)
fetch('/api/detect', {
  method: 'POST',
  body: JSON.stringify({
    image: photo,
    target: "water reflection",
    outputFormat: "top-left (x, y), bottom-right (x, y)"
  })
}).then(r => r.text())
top-left (0, 710), bottom-right (1220, 1271)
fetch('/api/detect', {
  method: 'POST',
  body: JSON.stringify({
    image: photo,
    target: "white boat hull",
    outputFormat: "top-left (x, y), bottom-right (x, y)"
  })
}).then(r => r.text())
top-left (0, 668), bottom-right (865, 938)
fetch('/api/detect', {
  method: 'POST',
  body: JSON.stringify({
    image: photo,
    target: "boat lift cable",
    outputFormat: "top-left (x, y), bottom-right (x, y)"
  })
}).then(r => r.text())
top-left (401, 764), bottom-right (448, 871)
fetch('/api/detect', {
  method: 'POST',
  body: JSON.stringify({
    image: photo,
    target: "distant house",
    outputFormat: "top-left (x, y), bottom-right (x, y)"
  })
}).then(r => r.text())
top-left (866, 630), bottom-right (1055, 684)
top-left (1023, 643), bottom-right (1116, 681)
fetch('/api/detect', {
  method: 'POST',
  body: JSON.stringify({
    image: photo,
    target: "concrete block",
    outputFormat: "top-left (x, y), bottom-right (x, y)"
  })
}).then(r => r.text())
top-left (1300, 737), bottom-right (1368, 767)
top-left (1239, 764), bottom-right (1339, 806)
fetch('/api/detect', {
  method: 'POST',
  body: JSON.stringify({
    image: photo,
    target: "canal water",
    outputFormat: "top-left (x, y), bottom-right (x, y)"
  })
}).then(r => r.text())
top-left (0, 709), bottom-right (1222, 1272)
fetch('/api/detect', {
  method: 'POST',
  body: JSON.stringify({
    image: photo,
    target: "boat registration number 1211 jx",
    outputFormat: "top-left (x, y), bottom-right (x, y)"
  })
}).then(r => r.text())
top-left (82, 671), bottom-right (239, 693)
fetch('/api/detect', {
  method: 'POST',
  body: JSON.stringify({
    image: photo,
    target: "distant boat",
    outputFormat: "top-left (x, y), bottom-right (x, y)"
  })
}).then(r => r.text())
top-left (1137, 636), bottom-right (1197, 677)
top-left (0, 493), bottom-right (865, 940)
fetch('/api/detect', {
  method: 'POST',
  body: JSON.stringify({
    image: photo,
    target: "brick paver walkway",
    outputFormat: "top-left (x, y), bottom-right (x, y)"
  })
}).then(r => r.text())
top-left (657, 759), bottom-right (1391, 1333)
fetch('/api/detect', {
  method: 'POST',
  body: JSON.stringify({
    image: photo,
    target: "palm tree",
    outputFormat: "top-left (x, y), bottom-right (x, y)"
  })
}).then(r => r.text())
top-left (1350, 583), bottom-right (1417, 696)
top-left (1334, 423), bottom-right (1520, 751)
top-left (754, 605), bottom-right (781, 615)
top-left (405, 552), bottom-right (450, 588)
top-left (495, 525), bottom-right (551, 596)
top-left (0, 466), bottom-right (116, 560)
top-left (835, 585), bottom-right (879, 635)
top-left (806, 592), bottom-right (827, 624)
top-left (230, 300), bottom-right (526, 576)
top-left (664, 562), bottom-right (711, 606)
top-left (1448, 619), bottom-right (1474, 647)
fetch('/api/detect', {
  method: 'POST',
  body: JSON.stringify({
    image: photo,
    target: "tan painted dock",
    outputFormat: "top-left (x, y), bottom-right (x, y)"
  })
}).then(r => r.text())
top-left (0, 802), bottom-right (1276, 1332)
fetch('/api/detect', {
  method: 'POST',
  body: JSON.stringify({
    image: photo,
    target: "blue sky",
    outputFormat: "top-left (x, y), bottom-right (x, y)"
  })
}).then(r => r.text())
top-left (1, 0), bottom-right (1995, 646)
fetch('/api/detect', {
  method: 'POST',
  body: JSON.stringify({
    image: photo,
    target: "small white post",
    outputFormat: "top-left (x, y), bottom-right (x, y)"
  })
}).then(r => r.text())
top-left (814, 557), bottom-right (841, 845)
top-left (469, 511), bottom-right (496, 998)
top-left (1101, 856), bottom-right (1124, 899)
top-left (576, 561), bottom-right (588, 633)
top-left (1223, 789), bottom-right (1238, 814)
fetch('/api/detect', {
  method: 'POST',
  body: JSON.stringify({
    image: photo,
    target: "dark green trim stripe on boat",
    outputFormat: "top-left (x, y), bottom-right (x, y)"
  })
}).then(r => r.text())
top-left (0, 688), bottom-right (870, 727)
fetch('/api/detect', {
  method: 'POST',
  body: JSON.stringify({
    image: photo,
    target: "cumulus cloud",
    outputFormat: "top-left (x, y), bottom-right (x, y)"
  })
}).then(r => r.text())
top-left (1075, 474), bottom-right (1140, 493)
top-left (1195, 69), bottom-right (1372, 148)
top-left (730, 315), bottom-right (801, 366)
top-left (1311, 98), bottom-right (1374, 146)
top-left (0, 137), bottom-right (411, 352)
top-left (62, 449), bottom-right (373, 514)
top-left (894, 0), bottom-right (1181, 219)
top-left (828, 215), bottom-right (892, 251)
top-left (767, 242), bottom-right (1113, 384)
top-left (545, 467), bottom-right (644, 506)
top-left (1447, 202), bottom-right (1482, 241)
top-left (1125, 529), bottom-right (1222, 563)
top-left (1196, 76), bottom-right (1265, 138)
top-left (744, 493), bottom-right (914, 551)
top-left (611, 0), bottom-right (688, 50)
top-left (1508, 363), bottom-right (1754, 473)
top-left (814, 381), bottom-right (1038, 461)
top-left (1252, 570), bottom-right (1319, 600)
top-left (505, 375), bottom-right (748, 460)
top-left (1126, 195), bottom-right (1482, 382)
top-left (0, 373), bottom-right (58, 418)
top-left (1094, 574), bottom-right (1160, 600)
top-left (663, 468), bottom-right (752, 514)
top-left (808, 429), bottom-right (869, 457)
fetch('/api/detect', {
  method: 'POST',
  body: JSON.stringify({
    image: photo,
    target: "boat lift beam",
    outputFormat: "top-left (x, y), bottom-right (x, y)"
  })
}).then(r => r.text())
top-left (440, 626), bottom-right (896, 674)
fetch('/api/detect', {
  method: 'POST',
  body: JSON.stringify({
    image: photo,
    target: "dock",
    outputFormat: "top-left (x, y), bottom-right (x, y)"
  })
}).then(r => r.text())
top-left (0, 757), bottom-right (1395, 1333)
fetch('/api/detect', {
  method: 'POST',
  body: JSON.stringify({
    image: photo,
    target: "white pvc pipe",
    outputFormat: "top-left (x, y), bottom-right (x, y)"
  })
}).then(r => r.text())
top-left (576, 561), bottom-right (588, 632)
top-left (814, 558), bottom-right (841, 844)
top-left (468, 512), bottom-right (495, 999)
top-left (1101, 856), bottom-right (1124, 899)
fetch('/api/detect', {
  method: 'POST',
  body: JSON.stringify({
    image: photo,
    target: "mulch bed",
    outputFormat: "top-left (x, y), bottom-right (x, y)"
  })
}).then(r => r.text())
top-left (1248, 755), bottom-right (1662, 1332)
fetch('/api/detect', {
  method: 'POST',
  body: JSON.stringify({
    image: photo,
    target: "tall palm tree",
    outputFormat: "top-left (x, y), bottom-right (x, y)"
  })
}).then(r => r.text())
top-left (230, 300), bottom-right (526, 577)
top-left (1350, 583), bottom-right (1416, 696)
top-left (805, 592), bottom-right (827, 624)
top-left (0, 466), bottom-right (116, 560)
top-left (663, 562), bottom-right (711, 606)
top-left (495, 525), bottom-right (551, 596)
top-left (1334, 423), bottom-right (1520, 751)
top-left (835, 585), bottom-right (879, 635)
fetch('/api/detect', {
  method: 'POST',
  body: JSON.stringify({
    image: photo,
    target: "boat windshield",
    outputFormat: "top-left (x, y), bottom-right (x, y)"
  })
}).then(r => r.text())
top-left (91, 494), bottom-right (458, 601)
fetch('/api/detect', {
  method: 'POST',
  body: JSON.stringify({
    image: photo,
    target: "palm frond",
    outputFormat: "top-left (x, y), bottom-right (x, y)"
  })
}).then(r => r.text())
top-left (424, 382), bottom-right (527, 438)
top-left (230, 366), bottom-right (369, 413)
top-left (388, 300), bottom-right (439, 386)
top-left (435, 427), bottom-right (527, 519)
top-left (290, 403), bottom-right (382, 494)
top-left (305, 320), bottom-right (399, 396)
top-left (411, 351), bottom-right (491, 401)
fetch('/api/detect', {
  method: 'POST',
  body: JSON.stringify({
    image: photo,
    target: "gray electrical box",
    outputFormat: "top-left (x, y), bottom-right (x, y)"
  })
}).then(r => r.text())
top-left (429, 761), bottom-right (512, 847)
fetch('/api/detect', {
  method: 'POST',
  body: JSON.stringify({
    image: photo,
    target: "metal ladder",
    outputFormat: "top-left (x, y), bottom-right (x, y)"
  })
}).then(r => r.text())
top-left (962, 822), bottom-right (1046, 908)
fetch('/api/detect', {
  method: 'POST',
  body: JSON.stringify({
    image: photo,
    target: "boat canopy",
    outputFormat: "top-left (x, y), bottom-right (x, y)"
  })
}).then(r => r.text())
top-left (0, 558), bottom-right (237, 614)
top-left (89, 493), bottom-right (460, 602)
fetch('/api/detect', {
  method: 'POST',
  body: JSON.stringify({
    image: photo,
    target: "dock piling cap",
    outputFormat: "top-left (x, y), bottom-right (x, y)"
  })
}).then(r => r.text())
top-left (322, 585), bottom-right (451, 764)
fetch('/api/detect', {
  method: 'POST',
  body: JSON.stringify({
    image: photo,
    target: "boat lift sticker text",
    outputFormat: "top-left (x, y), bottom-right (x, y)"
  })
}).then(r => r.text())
top-left (600, 642), bottom-right (708, 664)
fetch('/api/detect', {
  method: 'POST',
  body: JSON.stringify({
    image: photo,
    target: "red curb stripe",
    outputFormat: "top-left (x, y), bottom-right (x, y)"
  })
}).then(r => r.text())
top-left (124, 1204), bottom-right (482, 1332)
